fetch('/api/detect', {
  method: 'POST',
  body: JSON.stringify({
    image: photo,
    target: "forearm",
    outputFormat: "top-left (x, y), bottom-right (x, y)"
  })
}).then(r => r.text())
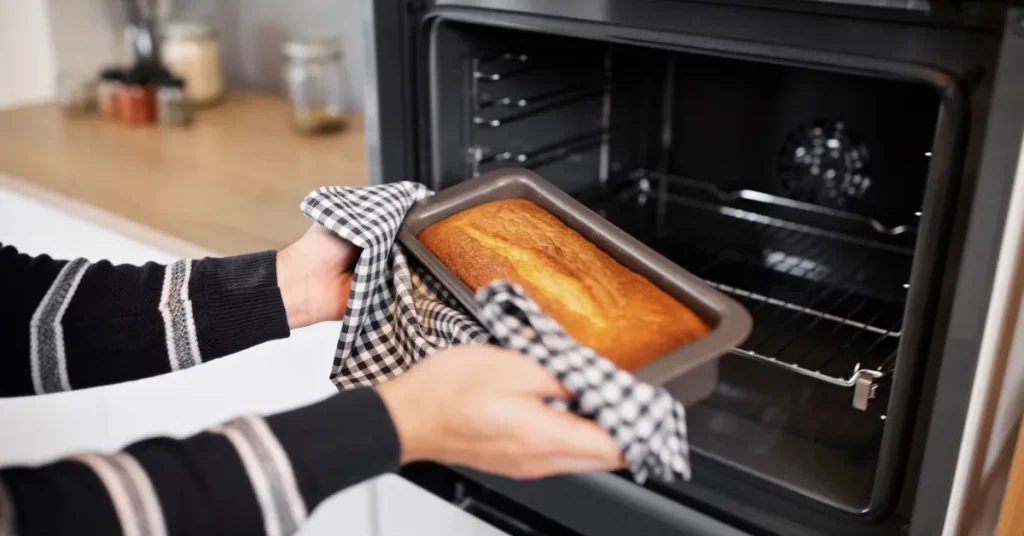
top-left (0, 244), bottom-right (291, 396)
top-left (0, 387), bottom-right (400, 536)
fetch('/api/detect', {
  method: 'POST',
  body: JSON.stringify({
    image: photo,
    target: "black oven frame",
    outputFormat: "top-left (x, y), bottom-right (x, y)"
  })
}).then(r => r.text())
top-left (364, 1), bottom-right (1024, 534)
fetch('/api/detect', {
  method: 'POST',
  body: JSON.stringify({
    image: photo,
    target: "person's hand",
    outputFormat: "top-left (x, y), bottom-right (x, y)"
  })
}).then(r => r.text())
top-left (276, 224), bottom-right (360, 329)
top-left (376, 345), bottom-right (625, 479)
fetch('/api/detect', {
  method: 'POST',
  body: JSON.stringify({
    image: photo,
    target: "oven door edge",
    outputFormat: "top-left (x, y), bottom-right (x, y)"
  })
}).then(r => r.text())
top-left (910, 9), bottom-right (1024, 536)
top-left (363, 0), bottom-right (426, 186)
top-left (400, 463), bottom-right (754, 536)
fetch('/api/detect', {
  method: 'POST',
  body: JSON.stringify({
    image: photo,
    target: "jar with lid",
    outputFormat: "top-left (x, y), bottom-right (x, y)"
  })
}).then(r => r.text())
top-left (282, 36), bottom-right (348, 135)
top-left (161, 17), bottom-right (224, 106)
top-left (117, 68), bottom-right (155, 125)
top-left (156, 75), bottom-right (193, 126)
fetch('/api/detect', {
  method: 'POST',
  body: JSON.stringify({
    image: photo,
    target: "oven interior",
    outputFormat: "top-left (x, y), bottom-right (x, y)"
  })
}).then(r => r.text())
top-left (427, 20), bottom-right (942, 514)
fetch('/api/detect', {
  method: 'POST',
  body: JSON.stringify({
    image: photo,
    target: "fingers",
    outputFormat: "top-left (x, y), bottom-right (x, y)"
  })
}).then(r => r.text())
top-left (502, 407), bottom-right (625, 479)
top-left (507, 455), bottom-right (624, 480)
top-left (418, 344), bottom-right (627, 481)
top-left (540, 455), bottom-right (627, 475)
top-left (492, 350), bottom-right (622, 464)
top-left (473, 347), bottom-right (624, 464)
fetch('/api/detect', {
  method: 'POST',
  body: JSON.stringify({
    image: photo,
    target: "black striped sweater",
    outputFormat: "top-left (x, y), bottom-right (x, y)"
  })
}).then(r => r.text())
top-left (0, 244), bottom-right (400, 536)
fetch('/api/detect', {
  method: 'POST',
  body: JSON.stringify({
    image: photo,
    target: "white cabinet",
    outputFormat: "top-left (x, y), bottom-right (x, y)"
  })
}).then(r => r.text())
top-left (376, 474), bottom-right (510, 536)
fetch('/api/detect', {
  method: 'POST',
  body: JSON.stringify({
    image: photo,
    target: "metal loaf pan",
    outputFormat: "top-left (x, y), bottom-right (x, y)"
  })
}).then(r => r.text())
top-left (398, 168), bottom-right (752, 405)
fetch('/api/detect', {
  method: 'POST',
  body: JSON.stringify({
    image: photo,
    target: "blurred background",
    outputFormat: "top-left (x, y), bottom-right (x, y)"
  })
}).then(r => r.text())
top-left (0, 0), bottom-right (364, 112)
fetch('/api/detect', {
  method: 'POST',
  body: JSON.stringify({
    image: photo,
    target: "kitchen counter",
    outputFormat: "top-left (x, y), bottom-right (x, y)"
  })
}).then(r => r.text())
top-left (0, 90), bottom-right (367, 256)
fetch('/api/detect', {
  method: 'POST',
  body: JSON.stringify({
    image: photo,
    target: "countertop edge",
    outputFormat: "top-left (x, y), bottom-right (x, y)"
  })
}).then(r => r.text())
top-left (0, 172), bottom-right (219, 258)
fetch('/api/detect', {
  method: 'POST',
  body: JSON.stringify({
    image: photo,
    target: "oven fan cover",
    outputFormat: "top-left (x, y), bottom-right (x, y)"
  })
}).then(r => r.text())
top-left (777, 120), bottom-right (873, 210)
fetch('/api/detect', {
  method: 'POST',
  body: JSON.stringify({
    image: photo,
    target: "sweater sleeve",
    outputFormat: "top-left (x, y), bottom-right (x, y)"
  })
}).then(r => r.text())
top-left (0, 387), bottom-right (402, 536)
top-left (0, 243), bottom-right (291, 396)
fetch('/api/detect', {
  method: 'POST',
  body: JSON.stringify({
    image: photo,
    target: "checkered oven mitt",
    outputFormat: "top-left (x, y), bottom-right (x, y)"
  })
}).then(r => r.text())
top-left (300, 182), bottom-right (691, 483)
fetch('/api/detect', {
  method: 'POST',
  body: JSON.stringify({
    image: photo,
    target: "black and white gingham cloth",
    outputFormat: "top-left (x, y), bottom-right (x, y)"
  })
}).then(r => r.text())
top-left (300, 182), bottom-right (690, 483)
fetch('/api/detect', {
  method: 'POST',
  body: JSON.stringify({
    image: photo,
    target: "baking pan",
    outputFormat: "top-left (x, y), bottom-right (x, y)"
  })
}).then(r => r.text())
top-left (398, 168), bottom-right (752, 404)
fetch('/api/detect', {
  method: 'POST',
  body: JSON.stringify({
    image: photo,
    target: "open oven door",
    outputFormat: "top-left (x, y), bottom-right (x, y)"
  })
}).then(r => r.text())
top-left (363, 1), bottom-right (1024, 535)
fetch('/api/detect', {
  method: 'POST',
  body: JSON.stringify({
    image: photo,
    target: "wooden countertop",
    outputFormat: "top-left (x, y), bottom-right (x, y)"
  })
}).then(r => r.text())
top-left (0, 90), bottom-right (367, 256)
top-left (997, 418), bottom-right (1024, 535)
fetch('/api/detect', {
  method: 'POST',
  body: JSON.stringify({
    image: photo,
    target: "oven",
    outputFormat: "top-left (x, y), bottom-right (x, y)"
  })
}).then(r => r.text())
top-left (362, 1), bottom-right (1024, 534)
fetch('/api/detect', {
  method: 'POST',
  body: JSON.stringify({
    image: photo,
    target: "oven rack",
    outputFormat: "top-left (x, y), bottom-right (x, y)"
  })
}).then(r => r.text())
top-left (474, 83), bottom-right (611, 128)
top-left (472, 50), bottom-right (605, 82)
top-left (707, 281), bottom-right (900, 411)
top-left (468, 50), bottom-right (614, 179)
top-left (476, 129), bottom-right (610, 168)
top-left (631, 169), bottom-right (919, 245)
top-left (583, 170), bottom-right (913, 410)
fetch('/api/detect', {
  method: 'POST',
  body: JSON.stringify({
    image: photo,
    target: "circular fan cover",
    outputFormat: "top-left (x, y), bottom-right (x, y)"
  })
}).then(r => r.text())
top-left (777, 120), bottom-right (872, 209)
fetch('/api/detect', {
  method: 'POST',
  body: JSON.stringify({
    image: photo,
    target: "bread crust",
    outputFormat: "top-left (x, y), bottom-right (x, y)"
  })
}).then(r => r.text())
top-left (418, 198), bottom-right (710, 371)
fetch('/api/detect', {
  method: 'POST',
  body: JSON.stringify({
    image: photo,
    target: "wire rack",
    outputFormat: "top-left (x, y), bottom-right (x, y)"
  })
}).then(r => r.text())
top-left (583, 169), bottom-right (916, 409)
top-left (466, 50), bottom-right (613, 180)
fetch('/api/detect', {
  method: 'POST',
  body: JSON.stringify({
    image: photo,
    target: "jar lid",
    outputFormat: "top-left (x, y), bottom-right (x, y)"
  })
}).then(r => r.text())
top-left (100, 67), bottom-right (127, 81)
top-left (122, 69), bottom-right (146, 85)
top-left (164, 17), bottom-right (216, 40)
top-left (282, 36), bottom-right (343, 60)
top-left (155, 72), bottom-right (185, 88)
top-left (124, 63), bottom-right (162, 85)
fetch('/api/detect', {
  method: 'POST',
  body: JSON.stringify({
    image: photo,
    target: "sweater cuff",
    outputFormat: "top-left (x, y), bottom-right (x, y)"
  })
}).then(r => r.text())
top-left (267, 388), bottom-right (401, 508)
top-left (189, 251), bottom-right (291, 359)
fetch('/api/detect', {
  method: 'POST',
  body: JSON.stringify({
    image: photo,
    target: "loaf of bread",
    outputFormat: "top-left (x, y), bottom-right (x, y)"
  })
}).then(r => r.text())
top-left (417, 198), bottom-right (711, 371)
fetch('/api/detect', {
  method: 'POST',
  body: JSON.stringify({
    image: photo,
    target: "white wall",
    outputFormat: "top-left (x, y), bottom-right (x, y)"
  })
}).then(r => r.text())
top-left (0, 0), bottom-right (176, 110)
top-left (0, 0), bottom-right (58, 109)
top-left (44, 0), bottom-right (132, 84)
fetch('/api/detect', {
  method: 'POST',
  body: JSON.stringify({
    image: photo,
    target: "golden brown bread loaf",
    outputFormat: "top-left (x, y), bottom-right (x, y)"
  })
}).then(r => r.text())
top-left (417, 198), bottom-right (711, 371)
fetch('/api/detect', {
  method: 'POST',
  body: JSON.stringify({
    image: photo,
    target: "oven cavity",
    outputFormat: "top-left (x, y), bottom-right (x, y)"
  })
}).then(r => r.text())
top-left (428, 20), bottom-right (941, 514)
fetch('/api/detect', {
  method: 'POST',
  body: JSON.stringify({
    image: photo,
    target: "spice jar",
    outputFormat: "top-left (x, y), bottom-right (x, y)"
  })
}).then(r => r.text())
top-left (282, 36), bottom-right (348, 135)
top-left (96, 67), bottom-right (126, 118)
top-left (161, 17), bottom-right (224, 106)
top-left (117, 69), bottom-right (155, 125)
top-left (156, 75), bottom-right (193, 126)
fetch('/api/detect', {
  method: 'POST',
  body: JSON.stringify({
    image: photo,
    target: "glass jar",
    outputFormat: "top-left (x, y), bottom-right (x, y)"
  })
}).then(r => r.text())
top-left (282, 36), bottom-right (347, 135)
top-left (157, 76), bottom-right (193, 126)
top-left (161, 17), bottom-right (224, 106)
